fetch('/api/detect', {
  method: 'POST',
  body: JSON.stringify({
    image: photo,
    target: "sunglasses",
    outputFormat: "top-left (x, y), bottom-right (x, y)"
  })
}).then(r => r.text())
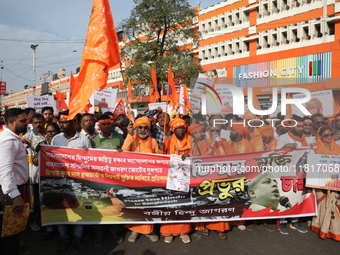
top-left (210, 129), bottom-right (220, 133)
top-left (322, 133), bottom-right (334, 138)
top-left (315, 121), bottom-right (325, 125)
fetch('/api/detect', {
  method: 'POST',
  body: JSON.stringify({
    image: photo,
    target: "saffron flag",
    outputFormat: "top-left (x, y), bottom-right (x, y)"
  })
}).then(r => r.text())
top-left (127, 79), bottom-right (133, 99)
top-left (119, 71), bottom-right (126, 90)
top-left (113, 99), bottom-right (126, 117)
top-left (55, 91), bottom-right (69, 111)
top-left (150, 68), bottom-right (160, 103)
top-left (167, 64), bottom-right (177, 105)
top-left (68, 0), bottom-right (120, 120)
top-left (183, 85), bottom-right (191, 115)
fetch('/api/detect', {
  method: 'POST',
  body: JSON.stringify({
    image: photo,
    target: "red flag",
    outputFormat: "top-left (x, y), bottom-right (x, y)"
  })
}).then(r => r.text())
top-left (68, 0), bottom-right (120, 120)
top-left (150, 68), bottom-right (160, 103)
top-left (55, 91), bottom-right (69, 111)
top-left (113, 99), bottom-right (126, 117)
top-left (127, 79), bottom-right (133, 99)
top-left (167, 64), bottom-right (177, 105)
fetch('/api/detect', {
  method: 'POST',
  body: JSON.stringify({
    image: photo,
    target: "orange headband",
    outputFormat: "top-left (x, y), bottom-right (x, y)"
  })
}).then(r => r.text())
top-left (59, 115), bottom-right (75, 121)
top-left (335, 116), bottom-right (340, 120)
top-left (296, 121), bottom-right (304, 126)
top-left (98, 119), bottom-right (111, 124)
top-left (304, 119), bottom-right (312, 124)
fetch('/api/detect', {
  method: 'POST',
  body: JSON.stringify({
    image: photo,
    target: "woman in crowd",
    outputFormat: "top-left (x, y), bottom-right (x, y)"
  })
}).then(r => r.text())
top-left (312, 125), bottom-right (340, 241)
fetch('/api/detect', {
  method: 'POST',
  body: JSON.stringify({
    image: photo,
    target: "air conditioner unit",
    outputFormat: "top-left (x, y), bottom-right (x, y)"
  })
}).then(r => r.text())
top-left (312, 34), bottom-right (316, 39)
top-left (273, 8), bottom-right (279, 13)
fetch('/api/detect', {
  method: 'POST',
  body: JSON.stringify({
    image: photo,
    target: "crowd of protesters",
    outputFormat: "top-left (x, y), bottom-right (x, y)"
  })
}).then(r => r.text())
top-left (0, 106), bottom-right (339, 255)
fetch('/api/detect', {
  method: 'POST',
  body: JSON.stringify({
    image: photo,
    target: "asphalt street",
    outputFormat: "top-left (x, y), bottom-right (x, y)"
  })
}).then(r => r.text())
top-left (19, 220), bottom-right (339, 255)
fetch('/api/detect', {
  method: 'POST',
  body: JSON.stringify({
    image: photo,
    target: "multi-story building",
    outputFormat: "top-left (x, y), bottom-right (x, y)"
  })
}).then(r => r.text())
top-left (2, 0), bottom-right (340, 112)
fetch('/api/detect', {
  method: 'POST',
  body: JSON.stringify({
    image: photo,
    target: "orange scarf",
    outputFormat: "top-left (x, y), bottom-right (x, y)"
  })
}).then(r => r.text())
top-left (166, 134), bottom-right (191, 155)
top-left (251, 136), bottom-right (277, 152)
top-left (135, 134), bottom-right (153, 153)
top-left (287, 131), bottom-right (308, 146)
top-left (315, 136), bottom-right (340, 155)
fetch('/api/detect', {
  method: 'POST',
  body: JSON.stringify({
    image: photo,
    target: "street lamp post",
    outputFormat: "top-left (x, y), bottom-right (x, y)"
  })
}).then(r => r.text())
top-left (31, 44), bottom-right (38, 95)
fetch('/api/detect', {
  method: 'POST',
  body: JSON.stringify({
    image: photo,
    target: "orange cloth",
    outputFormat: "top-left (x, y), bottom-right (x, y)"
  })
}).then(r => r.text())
top-left (228, 138), bottom-right (254, 153)
top-left (122, 134), bottom-right (161, 153)
top-left (164, 133), bottom-right (191, 155)
top-left (201, 133), bottom-right (234, 156)
top-left (250, 136), bottom-right (277, 152)
top-left (190, 124), bottom-right (202, 134)
top-left (160, 223), bottom-right (192, 236)
top-left (134, 116), bottom-right (151, 129)
top-left (170, 118), bottom-right (186, 131)
top-left (233, 123), bottom-right (249, 136)
top-left (287, 130), bottom-right (308, 146)
top-left (195, 222), bottom-right (230, 232)
top-left (315, 135), bottom-right (340, 155)
top-left (191, 138), bottom-right (202, 156)
top-left (125, 224), bottom-right (154, 235)
top-left (259, 125), bottom-right (274, 137)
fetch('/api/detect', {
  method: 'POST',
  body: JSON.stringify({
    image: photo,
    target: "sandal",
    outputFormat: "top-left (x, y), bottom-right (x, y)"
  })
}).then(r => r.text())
top-left (164, 236), bottom-right (174, 243)
top-left (180, 235), bottom-right (191, 244)
top-left (246, 224), bottom-right (256, 231)
top-left (202, 228), bottom-right (210, 236)
top-left (94, 236), bottom-right (103, 247)
top-left (217, 231), bottom-right (228, 240)
top-left (261, 223), bottom-right (275, 232)
top-left (110, 234), bottom-right (123, 244)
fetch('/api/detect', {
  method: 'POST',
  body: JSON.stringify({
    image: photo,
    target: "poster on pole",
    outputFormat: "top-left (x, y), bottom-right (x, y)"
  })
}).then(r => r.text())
top-left (26, 95), bottom-right (57, 113)
top-left (148, 102), bottom-right (167, 112)
top-left (89, 88), bottom-right (118, 113)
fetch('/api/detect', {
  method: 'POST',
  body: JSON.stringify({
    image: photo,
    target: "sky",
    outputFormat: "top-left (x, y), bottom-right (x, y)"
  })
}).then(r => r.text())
top-left (0, 0), bottom-right (223, 94)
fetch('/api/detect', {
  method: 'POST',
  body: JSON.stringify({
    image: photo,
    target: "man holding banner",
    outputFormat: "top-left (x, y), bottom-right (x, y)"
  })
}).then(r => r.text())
top-left (122, 116), bottom-right (160, 243)
top-left (51, 110), bottom-right (91, 254)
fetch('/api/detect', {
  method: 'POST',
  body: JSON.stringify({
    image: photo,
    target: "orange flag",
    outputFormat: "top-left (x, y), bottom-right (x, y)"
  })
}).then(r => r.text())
top-left (167, 64), bottom-right (177, 105)
top-left (150, 68), bottom-right (160, 103)
top-left (183, 85), bottom-right (191, 115)
top-left (213, 75), bottom-right (220, 89)
top-left (119, 71), bottom-right (126, 90)
top-left (55, 91), bottom-right (69, 111)
top-left (68, 0), bottom-right (120, 119)
top-left (113, 99), bottom-right (126, 117)
top-left (127, 79), bottom-right (134, 99)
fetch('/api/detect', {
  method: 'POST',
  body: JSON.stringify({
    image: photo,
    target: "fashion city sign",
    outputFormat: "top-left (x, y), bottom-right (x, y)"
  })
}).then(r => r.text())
top-left (238, 65), bottom-right (304, 80)
top-left (233, 52), bottom-right (331, 86)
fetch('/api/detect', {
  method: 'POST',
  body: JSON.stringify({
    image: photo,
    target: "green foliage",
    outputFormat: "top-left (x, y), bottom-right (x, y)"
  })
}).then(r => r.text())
top-left (120, 0), bottom-right (202, 88)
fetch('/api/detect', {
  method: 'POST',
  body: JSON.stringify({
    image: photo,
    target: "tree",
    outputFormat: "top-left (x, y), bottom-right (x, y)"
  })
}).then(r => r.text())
top-left (120, 0), bottom-right (201, 95)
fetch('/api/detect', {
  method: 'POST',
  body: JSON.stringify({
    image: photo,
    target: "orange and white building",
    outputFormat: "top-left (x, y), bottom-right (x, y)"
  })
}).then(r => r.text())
top-left (3, 0), bottom-right (340, 112)
top-left (198, 0), bottom-right (340, 110)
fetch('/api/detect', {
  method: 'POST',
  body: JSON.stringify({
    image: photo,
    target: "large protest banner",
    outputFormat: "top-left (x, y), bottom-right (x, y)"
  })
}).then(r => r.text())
top-left (40, 146), bottom-right (316, 225)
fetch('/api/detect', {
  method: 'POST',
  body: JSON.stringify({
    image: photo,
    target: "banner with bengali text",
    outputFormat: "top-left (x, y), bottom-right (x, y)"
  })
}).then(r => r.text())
top-left (39, 146), bottom-right (316, 226)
